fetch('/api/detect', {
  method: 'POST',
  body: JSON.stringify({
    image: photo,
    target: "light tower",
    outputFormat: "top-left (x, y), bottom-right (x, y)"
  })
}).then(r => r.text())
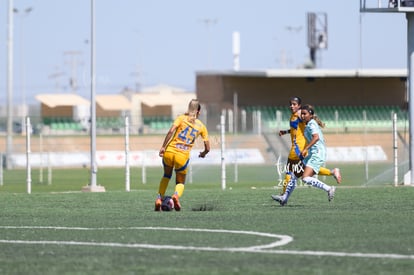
top-left (307, 12), bottom-right (328, 68)
top-left (6, 0), bottom-right (14, 169)
top-left (82, 0), bottom-right (105, 192)
top-left (360, 0), bottom-right (414, 184)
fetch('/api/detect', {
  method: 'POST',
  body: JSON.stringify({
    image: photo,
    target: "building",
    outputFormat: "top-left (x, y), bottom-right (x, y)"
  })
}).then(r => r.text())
top-left (196, 68), bottom-right (407, 131)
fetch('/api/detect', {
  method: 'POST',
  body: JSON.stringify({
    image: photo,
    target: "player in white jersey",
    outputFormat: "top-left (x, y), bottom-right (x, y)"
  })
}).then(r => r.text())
top-left (272, 104), bottom-right (336, 206)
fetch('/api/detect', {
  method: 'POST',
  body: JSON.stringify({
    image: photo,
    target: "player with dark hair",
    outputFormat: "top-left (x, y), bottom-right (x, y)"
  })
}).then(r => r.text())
top-left (155, 99), bottom-right (210, 211)
top-left (271, 96), bottom-right (341, 205)
top-left (273, 104), bottom-right (336, 205)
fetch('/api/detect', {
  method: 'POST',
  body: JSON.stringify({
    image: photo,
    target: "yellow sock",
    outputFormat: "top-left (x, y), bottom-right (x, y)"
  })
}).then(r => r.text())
top-left (158, 177), bottom-right (170, 197)
top-left (174, 183), bottom-right (185, 197)
top-left (319, 167), bottom-right (331, 176)
top-left (282, 174), bottom-right (291, 194)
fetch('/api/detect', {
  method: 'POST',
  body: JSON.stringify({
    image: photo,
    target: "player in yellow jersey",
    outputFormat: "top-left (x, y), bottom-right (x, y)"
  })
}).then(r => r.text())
top-left (155, 99), bottom-right (210, 211)
top-left (271, 96), bottom-right (341, 204)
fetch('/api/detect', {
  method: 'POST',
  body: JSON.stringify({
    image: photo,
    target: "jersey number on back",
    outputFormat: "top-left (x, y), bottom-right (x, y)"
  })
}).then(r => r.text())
top-left (178, 126), bottom-right (198, 144)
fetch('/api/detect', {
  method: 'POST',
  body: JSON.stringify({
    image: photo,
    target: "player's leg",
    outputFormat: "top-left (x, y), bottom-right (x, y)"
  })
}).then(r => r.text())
top-left (158, 153), bottom-right (174, 196)
top-left (302, 163), bottom-right (335, 202)
top-left (281, 171), bottom-right (291, 194)
top-left (272, 141), bottom-right (303, 205)
top-left (172, 174), bottom-right (185, 211)
top-left (318, 167), bottom-right (342, 184)
top-left (175, 173), bottom-right (186, 197)
top-left (158, 166), bottom-right (173, 196)
top-left (171, 156), bottom-right (190, 211)
top-left (273, 159), bottom-right (302, 206)
top-left (272, 172), bottom-right (297, 206)
top-left (282, 172), bottom-right (297, 203)
top-left (281, 158), bottom-right (302, 194)
top-left (318, 167), bottom-right (331, 176)
top-left (155, 153), bottom-right (174, 211)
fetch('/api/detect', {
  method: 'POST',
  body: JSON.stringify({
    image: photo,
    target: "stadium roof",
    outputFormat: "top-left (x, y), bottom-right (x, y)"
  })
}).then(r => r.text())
top-left (140, 84), bottom-right (189, 93)
top-left (96, 95), bottom-right (131, 111)
top-left (196, 68), bottom-right (407, 78)
top-left (35, 94), bottom-right (90, 108)
top-left (133, 85), bottom-right (195, 107)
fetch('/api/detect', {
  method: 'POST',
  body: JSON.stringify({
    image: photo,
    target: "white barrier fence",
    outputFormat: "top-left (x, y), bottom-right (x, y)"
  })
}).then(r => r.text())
top-left (4, 116), bottom-right (395, 193)
top-left (10, 149), bottom-right (266, 168)
top-left (9, 146), bottom-right (387, 169)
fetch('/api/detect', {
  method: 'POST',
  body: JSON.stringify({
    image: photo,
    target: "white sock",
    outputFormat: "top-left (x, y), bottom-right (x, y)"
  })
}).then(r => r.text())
top-left (302, 176), bottom-right (331, 192)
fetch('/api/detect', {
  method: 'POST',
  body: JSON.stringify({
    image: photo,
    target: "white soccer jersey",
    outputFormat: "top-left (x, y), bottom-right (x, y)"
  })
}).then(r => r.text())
top-left (304, 119), bottom-right (326, 158)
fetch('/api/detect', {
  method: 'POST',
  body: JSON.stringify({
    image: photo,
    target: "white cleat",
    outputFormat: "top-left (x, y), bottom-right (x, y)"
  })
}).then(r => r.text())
top-left (271, 194), bottom-right (287, 206)
top-left (328, 186), bottom-right (336, 202)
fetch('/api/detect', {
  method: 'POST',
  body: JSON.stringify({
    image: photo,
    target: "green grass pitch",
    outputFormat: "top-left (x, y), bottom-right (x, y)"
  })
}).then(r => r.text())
top-left (0, 164), bottom-right (413, 274)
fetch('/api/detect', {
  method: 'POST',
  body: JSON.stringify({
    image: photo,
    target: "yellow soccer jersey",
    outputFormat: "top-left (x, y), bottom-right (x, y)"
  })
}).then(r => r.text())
top-left (288, 111), bottom-right (306, 160)
top-left (165, 114), bottom-right (209, 157)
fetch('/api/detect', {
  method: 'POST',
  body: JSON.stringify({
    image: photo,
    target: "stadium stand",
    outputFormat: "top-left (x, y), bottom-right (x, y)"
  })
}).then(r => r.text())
top-left (246, 105), bottom-right (408, 132)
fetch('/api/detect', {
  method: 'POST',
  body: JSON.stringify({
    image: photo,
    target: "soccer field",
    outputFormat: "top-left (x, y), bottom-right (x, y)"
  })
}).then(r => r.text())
top-left (0, 166), bottom-right (413, 274)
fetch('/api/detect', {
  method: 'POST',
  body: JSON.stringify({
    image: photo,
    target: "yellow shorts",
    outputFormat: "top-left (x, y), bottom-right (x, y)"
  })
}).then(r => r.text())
top-left (162, 151), bottom-right (190, 174)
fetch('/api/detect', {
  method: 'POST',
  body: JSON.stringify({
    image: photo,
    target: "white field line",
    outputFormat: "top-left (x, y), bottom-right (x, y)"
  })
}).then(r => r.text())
top-left (0, 226), bottom-right (413, 260)
top-left (0, 226), bottom-right (292, 251)
top-left (0, 239), bottom-right (413, 260)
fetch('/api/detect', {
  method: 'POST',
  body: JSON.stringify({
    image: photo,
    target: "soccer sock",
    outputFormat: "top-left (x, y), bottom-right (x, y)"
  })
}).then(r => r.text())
top-left (282, 173), bottom-right (297, 201)
top-left (318, 167), bottom-right (331, 176)
top-left (174, 183), bottom-right (185, 197)
top-left (302, 176), bottom-right (331, 192)
top-left (158, 177), bottom-right (170, 197)
top-left (282, 173), bottom-right (291, 194)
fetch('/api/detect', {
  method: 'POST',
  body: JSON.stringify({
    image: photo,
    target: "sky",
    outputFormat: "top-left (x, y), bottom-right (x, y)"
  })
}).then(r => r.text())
top-left (0, 0), bottom-right (409, 105)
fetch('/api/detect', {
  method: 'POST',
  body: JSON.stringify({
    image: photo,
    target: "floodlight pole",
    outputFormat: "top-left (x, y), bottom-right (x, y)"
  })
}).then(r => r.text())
top-left (83, 0), bottom-right (105, 192)
top-left (90, 0), bottom-right (97, 188)
top-left (6, 0), bottom-right (14, 170)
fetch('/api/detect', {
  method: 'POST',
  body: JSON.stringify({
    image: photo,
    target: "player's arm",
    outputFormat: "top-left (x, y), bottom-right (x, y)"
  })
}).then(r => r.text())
top-left (199, 140), bottom-right (210, 158)
top-left (198, 125), bottom-right (210, 158)
top-left (159, 125), bottom-right (178, 157)
top-left (279, 129), bottom-right (290, 136)
top-left (301, 133), bottom-right (319, 157)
